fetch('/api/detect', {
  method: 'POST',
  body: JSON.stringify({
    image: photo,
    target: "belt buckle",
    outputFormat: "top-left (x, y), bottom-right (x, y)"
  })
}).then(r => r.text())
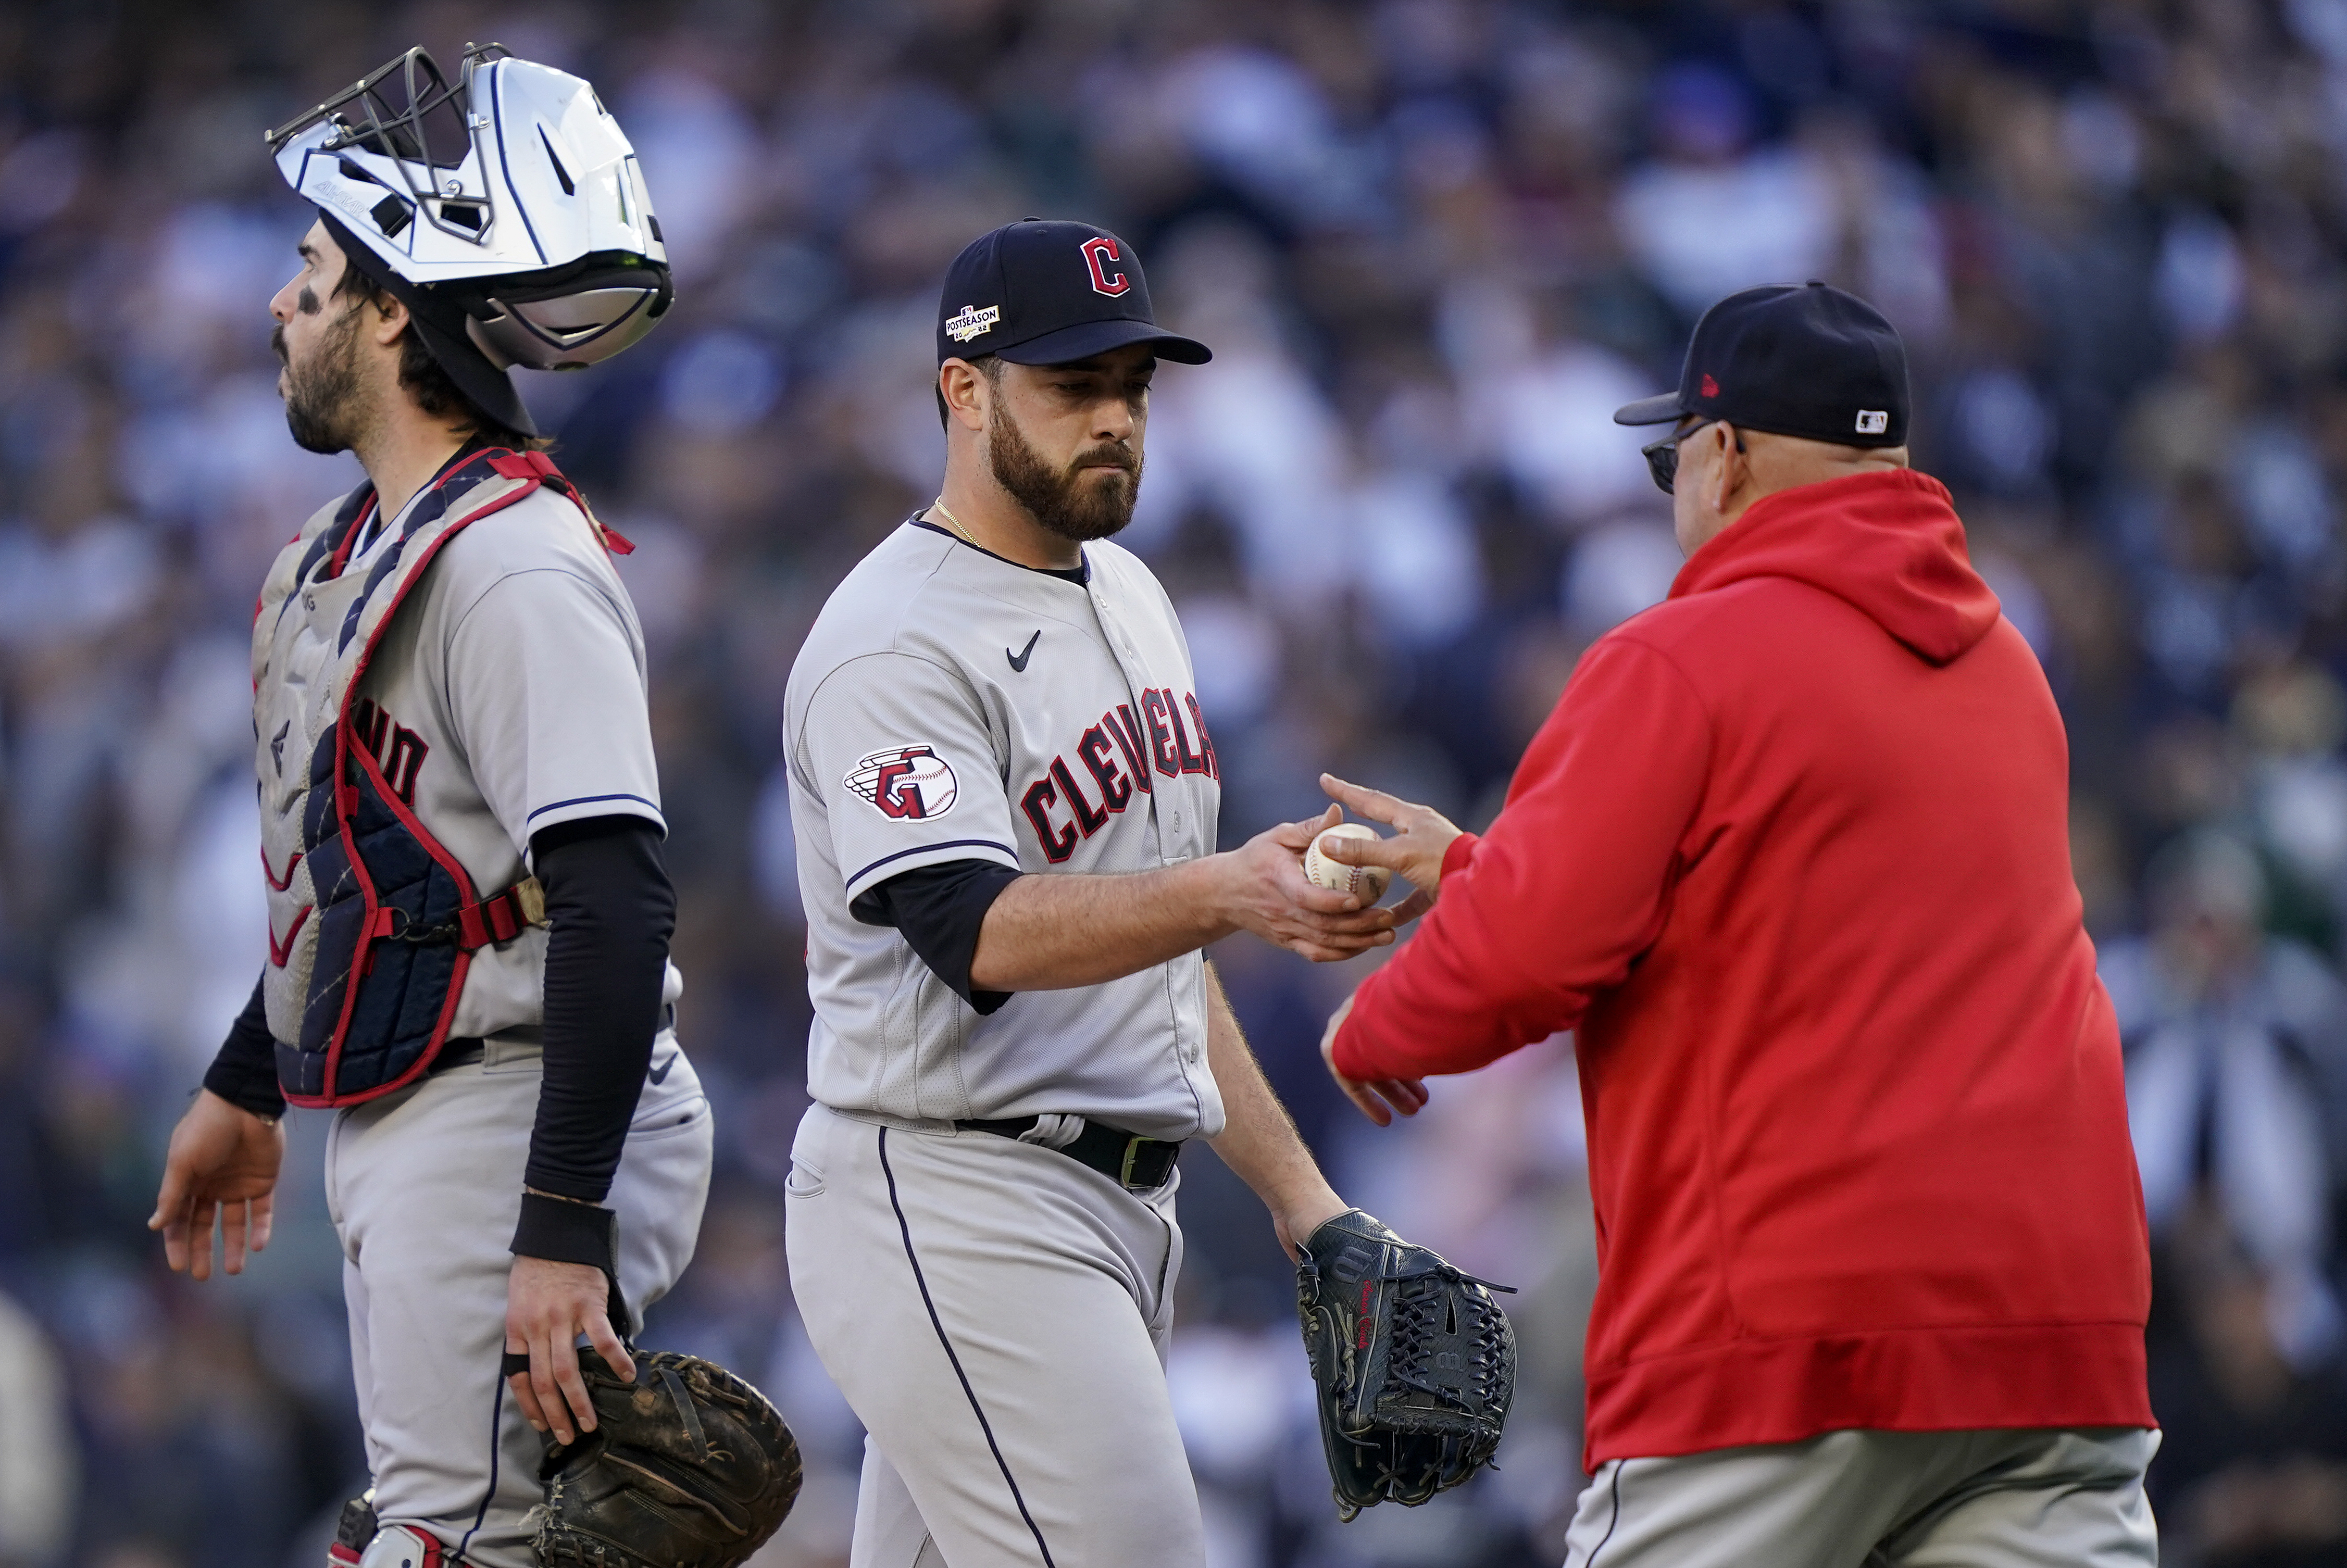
top-left (1117, 1135), bottom-right (1162, 1192)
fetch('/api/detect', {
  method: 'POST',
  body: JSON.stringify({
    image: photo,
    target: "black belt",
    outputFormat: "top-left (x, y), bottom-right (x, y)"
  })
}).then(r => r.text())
top-left (427, 1006), bottom-right (673, 1078)
top-left (956, 1115), bottom-right (1183, 1193)
top-left (430, 1038), bottom-right (487, 1073)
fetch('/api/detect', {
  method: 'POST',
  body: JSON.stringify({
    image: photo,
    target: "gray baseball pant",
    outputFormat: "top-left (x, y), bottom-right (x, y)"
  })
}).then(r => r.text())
top-left (326, 1032), bottom-right (714, 1567)
top-left (1563, 1425), bottom-right (2159, 1567)
top-left (784, 1103), bottom-right (1207, 1568)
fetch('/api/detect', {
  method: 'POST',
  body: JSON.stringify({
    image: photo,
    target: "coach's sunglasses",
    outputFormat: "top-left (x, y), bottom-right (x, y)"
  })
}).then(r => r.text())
top-left (1641, 418), bottom-right (1744, 495)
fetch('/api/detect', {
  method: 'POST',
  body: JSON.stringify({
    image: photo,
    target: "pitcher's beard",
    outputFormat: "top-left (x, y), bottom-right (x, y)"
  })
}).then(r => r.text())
top-left (988, 407), bottom-right (1140, 543)
top-left (277, 306), bottom-right (369, 456)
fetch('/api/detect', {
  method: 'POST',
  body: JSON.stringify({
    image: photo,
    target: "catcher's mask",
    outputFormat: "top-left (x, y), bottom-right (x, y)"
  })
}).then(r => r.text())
top-left (267, 43), bottom-right (673, 424)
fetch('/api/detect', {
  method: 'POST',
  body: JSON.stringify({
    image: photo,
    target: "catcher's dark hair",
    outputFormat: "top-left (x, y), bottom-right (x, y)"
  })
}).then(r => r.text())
top-left (936, 353), bottom-right (1004, 429)
top-left (332, 266), bottom-right (551, 453)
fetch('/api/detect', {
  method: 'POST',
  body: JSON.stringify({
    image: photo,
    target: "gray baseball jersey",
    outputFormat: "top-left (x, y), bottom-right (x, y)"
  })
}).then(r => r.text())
top-left (784, 519), bottom-right (1228, 1142)
top-left (257, 480), bottom-right (684, 1042)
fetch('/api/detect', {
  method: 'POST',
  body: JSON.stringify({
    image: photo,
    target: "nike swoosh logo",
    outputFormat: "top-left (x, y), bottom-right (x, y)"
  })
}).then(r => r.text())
top-left (1006, 630), bottom-right (1041, 672)
top-left (647, 1054), bottom-right (676, 1085)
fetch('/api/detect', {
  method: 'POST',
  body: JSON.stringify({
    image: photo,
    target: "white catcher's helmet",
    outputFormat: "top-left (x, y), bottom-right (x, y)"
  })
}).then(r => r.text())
top-left (266, 44), bottom-right (672, 432)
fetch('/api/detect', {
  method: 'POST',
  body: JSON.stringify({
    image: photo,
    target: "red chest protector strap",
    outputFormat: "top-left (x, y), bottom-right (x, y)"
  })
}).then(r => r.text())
top-left (486, 449), bottom-right (634, 554)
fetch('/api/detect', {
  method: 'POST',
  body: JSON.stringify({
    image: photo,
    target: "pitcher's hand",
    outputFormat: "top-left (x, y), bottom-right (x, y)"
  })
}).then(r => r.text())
top-left (149, 1089), bottom-right (284, 1280)
top-left (1317, 774), bottom-right (1462, 924)
top-left (1273, 1191), bottom-right (1353, 1262)
top-left (1217, 805), bottom-right (1406, 961)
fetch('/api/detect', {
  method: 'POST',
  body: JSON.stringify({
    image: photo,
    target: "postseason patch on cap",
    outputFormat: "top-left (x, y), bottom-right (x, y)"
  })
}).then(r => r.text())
top-left (944, 305), bottom-right (1000, 344)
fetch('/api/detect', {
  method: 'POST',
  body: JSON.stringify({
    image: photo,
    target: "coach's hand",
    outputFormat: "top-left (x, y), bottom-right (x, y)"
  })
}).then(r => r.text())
top-left (507, 1256), bottom-right (633, 1446)
top-left (1318, 774), bottom-right (1460, 924)
top-left (1220, 806), bottom-right (1405, 962)
top-left (149, 1089), bottom-right (284, 1280)
top-left (1321, 993), bottom-right (1429, 1126)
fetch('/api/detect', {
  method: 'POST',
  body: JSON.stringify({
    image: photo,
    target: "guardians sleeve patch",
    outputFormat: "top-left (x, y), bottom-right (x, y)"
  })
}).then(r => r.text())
top-left (846, 745), bottom-right (960, 821)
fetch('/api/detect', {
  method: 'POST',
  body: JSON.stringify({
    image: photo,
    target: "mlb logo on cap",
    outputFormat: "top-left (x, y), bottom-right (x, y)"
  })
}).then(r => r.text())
top-left (1613, 280), bottom-right (1909, 450)
top-left (935, 220), bottom-right (1210, 367)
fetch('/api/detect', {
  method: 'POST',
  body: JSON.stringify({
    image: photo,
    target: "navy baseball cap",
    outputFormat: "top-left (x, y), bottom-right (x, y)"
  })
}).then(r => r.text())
top-left (1614, 281), bottom-right (1908, 448)
top-left (935, 219), bottom-right (1210, 367)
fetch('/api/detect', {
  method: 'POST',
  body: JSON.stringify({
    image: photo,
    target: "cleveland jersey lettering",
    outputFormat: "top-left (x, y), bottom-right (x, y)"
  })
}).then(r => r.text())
top-left (1019, 691), bottom-right (1216, 863)
top-left (351, 696), bottom-right (430, 806)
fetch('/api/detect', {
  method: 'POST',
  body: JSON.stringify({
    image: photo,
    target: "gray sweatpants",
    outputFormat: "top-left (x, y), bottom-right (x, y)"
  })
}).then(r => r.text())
top-left (1562, 1426), bottom-right (2159, 1567)
top-left (325, 1033), bottom-right (714, 1567)
top-left (784, 1105), bottom-right (1205, 1568)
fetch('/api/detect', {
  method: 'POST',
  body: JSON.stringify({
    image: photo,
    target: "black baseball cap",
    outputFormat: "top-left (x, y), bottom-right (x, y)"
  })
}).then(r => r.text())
top-left (319, 212), bottom-right (538, 437)
top-left (1613, 281), bottom-right (1907, 448)
top-left (935, 219), bottom-right (1210, 368)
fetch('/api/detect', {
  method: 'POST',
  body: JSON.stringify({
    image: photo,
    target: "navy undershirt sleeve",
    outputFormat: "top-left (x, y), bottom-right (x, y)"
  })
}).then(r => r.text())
top-left (202, 974), bottom-right (287, 1119)
top-left (851, 858), bottom-right (1023, 1014)
top-left (523, 813), bottom-right (676, 1208)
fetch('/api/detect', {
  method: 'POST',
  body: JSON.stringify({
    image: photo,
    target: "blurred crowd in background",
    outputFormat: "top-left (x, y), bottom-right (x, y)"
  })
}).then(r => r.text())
top-left (4, 0), bottom-right (2347, 1564)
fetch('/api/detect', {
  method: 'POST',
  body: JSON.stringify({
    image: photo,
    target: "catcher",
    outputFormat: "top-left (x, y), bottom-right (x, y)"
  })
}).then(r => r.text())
top-left (145, 45), bottom-right (795, 1568)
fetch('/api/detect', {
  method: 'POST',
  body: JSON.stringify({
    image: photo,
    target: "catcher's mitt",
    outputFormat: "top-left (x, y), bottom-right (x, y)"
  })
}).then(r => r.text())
top-left (530, 1349), bottom-right (802, 1568)
top-left (1295, 1208), bottom-right (1516, 1521)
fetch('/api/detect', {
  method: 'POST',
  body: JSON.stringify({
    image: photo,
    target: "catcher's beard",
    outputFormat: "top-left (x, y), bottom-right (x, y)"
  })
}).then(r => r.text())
top-left (988, 403), bottom-right (1141, 543)
top-left (275, 297), bottom-right (372, 456)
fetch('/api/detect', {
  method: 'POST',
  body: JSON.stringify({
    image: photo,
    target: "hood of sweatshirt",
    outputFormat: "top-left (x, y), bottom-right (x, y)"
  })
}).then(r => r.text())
top-left (1668, 467), bottom-right (2001, 666)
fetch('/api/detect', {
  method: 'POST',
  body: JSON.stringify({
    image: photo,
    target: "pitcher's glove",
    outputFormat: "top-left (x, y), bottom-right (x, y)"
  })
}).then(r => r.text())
top-left (530, 1349), bottom-right (802, 1568)
top-left (1295, 1209), bottom-right (1516, 1521)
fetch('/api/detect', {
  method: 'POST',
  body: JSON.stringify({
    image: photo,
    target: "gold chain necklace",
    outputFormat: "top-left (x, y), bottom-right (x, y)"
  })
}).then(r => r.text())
top-left (930, 498), bottom-right (978, 545)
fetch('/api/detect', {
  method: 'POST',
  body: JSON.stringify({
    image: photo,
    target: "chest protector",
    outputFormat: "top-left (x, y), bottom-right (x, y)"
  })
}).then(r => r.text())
top-left (252, 447), bottom-right (628, 1107)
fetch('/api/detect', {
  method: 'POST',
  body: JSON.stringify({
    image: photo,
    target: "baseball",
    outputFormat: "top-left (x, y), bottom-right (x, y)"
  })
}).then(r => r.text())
top-left (1304, 822), bottom-right (1391, 903)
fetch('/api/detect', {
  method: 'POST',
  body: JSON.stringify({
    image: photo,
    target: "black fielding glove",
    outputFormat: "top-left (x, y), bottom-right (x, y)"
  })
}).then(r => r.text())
top-left (1295, 1208), bottom-right (1518, 1521)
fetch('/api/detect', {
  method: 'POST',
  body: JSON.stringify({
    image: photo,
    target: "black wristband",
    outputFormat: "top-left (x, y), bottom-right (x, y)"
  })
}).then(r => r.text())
top-left (509, 1190), bottom-right (618, 1273)
top-left (204, 976), bottom-right (288, 1120)
top-left (203, 1055), bottom-right (289, 1121)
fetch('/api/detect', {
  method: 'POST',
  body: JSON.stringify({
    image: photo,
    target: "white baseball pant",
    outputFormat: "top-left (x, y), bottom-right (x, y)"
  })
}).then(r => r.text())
top-left (325, 1032), bottom-right (714, 1567)
top-left (784, 1103), bottom-right (1207, 1568)
top-left (1562, 1425), bottom-right (2159, 1567)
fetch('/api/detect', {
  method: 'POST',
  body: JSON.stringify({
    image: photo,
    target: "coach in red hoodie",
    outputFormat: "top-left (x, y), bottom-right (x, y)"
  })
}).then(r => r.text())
top-left (1316, 283), bottom-right (2156, 1565)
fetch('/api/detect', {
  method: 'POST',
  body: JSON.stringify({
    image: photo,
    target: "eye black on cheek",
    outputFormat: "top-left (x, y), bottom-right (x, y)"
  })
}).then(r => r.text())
top-left (296, 286), bottom-right (321, 316)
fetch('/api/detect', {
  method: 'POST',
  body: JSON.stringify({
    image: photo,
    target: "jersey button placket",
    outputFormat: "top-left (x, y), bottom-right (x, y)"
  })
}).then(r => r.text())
top-left (1094, 601), bottom-right (1175, 853)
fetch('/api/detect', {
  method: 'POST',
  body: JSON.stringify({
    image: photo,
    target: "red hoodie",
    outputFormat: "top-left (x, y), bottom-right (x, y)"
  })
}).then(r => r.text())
top-left (1334, 468), bottom-right (2153, 1469)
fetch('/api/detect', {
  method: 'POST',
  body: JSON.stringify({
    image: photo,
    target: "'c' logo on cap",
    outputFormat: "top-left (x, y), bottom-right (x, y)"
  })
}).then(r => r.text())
top-left (1081, 236), bottom-right (1131, 297)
